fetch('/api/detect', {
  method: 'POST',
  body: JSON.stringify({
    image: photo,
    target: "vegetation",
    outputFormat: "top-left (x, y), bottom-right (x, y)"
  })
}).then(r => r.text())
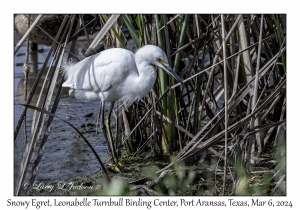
top-left (14, 14), bottom-right (286, 196)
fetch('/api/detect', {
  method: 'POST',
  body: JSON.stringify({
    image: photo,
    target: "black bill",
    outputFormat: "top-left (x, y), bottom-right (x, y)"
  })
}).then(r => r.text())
top-left (162, 64), bottom-right (185, 87)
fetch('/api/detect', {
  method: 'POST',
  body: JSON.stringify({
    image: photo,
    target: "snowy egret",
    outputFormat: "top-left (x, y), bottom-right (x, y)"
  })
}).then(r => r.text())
top-left (61, 45), bottom-right (184, 171)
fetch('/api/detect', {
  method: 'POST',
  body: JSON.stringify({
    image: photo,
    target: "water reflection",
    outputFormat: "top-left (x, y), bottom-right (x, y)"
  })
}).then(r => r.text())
top-left (16, 66), bottom-right (67, 104)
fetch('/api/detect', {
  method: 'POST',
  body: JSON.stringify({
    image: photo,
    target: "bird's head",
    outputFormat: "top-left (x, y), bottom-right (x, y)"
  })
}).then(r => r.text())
top-left (143, 45), bottom-right (185, 87)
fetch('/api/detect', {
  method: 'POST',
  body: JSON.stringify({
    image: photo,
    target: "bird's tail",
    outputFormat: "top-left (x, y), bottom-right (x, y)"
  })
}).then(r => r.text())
top-left (59, 51), bottom-right (89, 79)
top-left (60, 55), bottom-right (97, 89)
top-left (60, 59), bottom-right (74, 78)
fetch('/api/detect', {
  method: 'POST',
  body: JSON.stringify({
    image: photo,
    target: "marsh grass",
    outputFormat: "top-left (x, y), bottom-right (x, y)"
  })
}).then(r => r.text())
top-left (14, 14), bottom-right (286, 195)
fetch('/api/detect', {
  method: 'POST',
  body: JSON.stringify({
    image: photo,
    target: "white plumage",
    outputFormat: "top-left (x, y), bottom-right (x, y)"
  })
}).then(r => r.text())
top-left (61, 45), bottom-right (184, 171)
top-left (62, 45), bottom-right (183, 108)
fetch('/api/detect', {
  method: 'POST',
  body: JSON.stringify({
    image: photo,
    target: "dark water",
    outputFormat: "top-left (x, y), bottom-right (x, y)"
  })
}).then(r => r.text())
top-left (14, 30), bottom-right (111, 192)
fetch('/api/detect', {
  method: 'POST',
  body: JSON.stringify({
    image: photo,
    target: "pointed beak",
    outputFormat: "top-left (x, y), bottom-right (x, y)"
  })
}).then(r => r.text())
top-left (162, 64), bottom-right (185, 87)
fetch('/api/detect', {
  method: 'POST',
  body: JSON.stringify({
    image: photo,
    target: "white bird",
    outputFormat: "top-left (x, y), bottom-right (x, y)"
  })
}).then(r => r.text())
top-left (61, 45), bottom-right (184, 171)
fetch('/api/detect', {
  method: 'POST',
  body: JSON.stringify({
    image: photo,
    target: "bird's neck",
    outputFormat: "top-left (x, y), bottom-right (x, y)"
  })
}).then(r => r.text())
top-left (134, 61), bottom-right (157, 97)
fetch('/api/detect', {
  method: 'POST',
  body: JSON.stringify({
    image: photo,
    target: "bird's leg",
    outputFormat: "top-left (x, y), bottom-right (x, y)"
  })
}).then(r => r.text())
top-left (101, 101), bottom-right (122, 172)
top-left (105, 102), bottom-right (122, 166)
top-left (101, 102), bottom-right (118, 170)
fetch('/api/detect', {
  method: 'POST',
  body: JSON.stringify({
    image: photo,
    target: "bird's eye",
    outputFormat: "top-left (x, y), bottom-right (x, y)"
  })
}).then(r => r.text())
top-left (157, 57), bottom-right (163, 63)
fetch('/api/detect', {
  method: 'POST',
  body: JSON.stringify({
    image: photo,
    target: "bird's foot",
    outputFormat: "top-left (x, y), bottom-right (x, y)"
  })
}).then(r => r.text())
top-left (107, 161), bottom-right (123, 173)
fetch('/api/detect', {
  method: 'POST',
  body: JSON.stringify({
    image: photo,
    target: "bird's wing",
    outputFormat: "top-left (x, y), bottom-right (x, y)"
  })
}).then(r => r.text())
top-left (62, 49), bottom-right (137, 92)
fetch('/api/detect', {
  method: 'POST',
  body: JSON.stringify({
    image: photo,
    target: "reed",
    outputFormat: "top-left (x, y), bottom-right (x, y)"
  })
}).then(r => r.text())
top-left (14, 14), bottom-right (286, 195)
